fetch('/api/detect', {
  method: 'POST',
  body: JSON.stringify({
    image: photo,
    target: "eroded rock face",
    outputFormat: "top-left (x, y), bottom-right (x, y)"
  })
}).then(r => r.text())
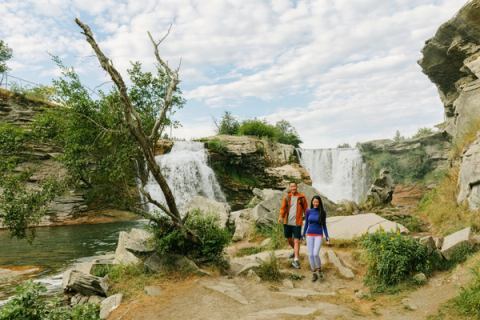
top-left (458, 134), bottom-right (480, 209)
top-left (365, 169), bottom-right (395, 206)
top-left (201, 135), bottom-right (311, 210)
top-left (419, 0), bottom-right (480, 139)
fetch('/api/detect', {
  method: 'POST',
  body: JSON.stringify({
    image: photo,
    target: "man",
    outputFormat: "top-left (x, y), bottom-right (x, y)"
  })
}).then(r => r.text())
top-left (278, 182), bottom-right (308, 269)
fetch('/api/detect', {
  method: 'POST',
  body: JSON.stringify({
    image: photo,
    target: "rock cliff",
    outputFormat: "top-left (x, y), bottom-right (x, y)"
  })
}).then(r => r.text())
top-left (200, 135), bottom-right (311, 210)
top-left (0, 89), bottom-right (88, 226)
top-left (419, 0), bottom-right (480, 139)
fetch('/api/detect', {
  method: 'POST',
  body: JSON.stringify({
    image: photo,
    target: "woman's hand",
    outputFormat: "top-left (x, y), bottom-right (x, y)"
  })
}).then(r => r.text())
top-left (326, 238), bottom-right (330, 245)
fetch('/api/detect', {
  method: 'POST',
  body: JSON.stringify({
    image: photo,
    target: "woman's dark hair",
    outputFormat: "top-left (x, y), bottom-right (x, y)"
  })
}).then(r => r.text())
top-left (310, 195), bottom-right (327, 226)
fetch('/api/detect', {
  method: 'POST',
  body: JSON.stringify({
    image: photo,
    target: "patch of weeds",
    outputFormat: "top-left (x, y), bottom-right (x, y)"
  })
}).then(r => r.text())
top-left (235, 246), bottom-right (265, 257)
top-left (255, 252), bottom-right (285, 282)
top-left (105, 264), bottom-right (159, 300)
top-left (255, 223), bottom-right (286, 250)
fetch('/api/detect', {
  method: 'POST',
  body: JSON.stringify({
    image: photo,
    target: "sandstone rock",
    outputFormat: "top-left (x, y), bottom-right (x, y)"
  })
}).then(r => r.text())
top-left (420, 236), bottom-right (436, 254)
top-left (202, 281), bottom-right (248, 305)
top-left (265, 164), bottom-right (312, 188)
top-left (246, 269), bottom-right (261, 282)
top-left (434, 237), bottom-right (444, 249)
top-left (366, 168), bottom-right (395, 206)
top-left (458, 135), bottom-right (480, 210)
top-left (276, 288), bottom-right (335, 298)
top-left (419, 0), bottom-right (480, 139)
top-left (62, 270), bottom-right (108, 297)
top-left (441, 227), bottom-right (472, 260)
top-left (327, 213), bottom-right (408, 240)
top-left (154, 139), bottom-right (174, 155)
top-left (231, 208), bottom-right (254, 241)
top-left (114, 228), bottom-right (154, 265)
top-left (260, 238), bottom-right (272, 247)
top-left (144, 285), bottom-right (162, 296)
top-left (281, 278), bottom-right (294, 289)
top-left (413, 272), bottom-right (428, 285)
top-left (326, 249), bottom-right (354, 279)
top-left (184, 195), bottom-right (230, 228)
top-left (144, 253), bottom-right (210, 276)
top-left (100, 293), bottom-right (122, 319)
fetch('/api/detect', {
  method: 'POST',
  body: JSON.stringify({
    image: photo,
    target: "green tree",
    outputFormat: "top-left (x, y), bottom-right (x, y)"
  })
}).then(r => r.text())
top-left (275, 120), bottom-right (302, 147)
top-left (413, 127), bottom-right (434, 139)
top-left (393, 130), bottom-right (404, 142)
top-left (0, 40), bottom-right (12, 73)
top-left (216, 111), bottom-right (239, 135)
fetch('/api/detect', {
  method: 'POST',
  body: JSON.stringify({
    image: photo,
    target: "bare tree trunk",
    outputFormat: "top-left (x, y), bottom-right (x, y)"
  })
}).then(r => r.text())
top-left (75, 18), bottom-right (197, 240)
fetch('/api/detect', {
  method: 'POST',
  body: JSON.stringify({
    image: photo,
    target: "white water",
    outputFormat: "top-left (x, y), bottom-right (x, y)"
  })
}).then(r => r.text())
top-left (144, 141), bottom-right (226, 212)
top-left (297, 148), bottom-right (368, 203)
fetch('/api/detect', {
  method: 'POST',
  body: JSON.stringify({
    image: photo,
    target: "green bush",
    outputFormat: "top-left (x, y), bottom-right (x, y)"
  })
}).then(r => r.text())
top-left (217, 111), bottom-right (239, 135)
top-left (0, 281), bottom-right (99, 320)
top-left (152, 209), bottom-right (231, 265)
top-left (361, 231), bottom-right (432, 292)
top-left (207, 139), bottom-right (228, 154)
top-left (255, 252), bottom-right (284, 282)
top-left (255, 223), bottom-right (285, 250)
top-left (238, 119), bottom-right (278, 139)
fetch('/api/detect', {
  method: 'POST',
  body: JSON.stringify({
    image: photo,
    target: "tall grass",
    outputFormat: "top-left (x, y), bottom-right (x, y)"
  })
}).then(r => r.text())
top-left (450, 118), bottom-right (480, 160)
top-left (418, 168), bottom-right (480, 236)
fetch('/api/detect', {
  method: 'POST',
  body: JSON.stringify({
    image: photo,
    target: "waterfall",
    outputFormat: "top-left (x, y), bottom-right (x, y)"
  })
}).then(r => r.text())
top-left (144, 141), bottom-right (226, 212)
top-left (297, 148), bottom-right (368, 203)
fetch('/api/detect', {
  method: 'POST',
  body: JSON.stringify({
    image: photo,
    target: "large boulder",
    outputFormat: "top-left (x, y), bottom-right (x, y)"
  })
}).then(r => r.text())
top-left (327, 213), bottom-right (408, 240)
top-left (419, 0), bottom-right (480, 139)
top-left (100, 293), bottom-right (122, 319)
top-left (114, 228), bottom-right (154, 265)
top-left (251, 184), bottom-right (336, 226)
top-left (458, 134), bottom-right (480, 210)
top-left (62, 270), bottom-right (108, 297)
top-left (265, 164), bottom-right (312, 188)
top-left (183, 195), bottom-right (230, 227)
top-left (365, 169), bottom-right (395, 206)
top-left (231, 208), bottom-right (254, 241)
top-left (440, 227), bottom-right (472, 260)
top-left (144, 253), bottom-right (209, 276)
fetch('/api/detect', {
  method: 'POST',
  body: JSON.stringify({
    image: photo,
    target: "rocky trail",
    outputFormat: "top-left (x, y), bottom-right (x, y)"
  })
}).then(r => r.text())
top-left (107, 241), bottom-right (479, 320)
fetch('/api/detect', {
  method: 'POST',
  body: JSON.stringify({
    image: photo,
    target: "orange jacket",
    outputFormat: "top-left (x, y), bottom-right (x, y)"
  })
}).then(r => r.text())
top-left (279, 192), bottom-right (308, 226)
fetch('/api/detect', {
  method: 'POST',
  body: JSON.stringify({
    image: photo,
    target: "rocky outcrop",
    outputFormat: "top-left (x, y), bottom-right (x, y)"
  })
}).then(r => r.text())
top-left (114, 228), bottom-right (154, 265)
top-left (62, 270), bottom-right (109, 297)
top-left (201, 135), bottom-right (311, 210)
top-left (419, 0), bottom-right (480, 139)
top-left (440, 227), bottom-right (472, 260)
top-left (359, 131), bottom-right (451, 184)
top-left (365, 169), bottom-right (395, 206)
top-left (458, 134), bottom-right (480, 209)
top-left (183, 195), bottom-right (231, 227)
top-left (0, 89), bottom-right (89, 227)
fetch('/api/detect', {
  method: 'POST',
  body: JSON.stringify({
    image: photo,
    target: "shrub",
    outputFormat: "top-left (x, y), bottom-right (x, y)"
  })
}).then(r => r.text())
top-left (152, 209), bottom-right (231, 265)
top-left (255, 223), bottom-right (286, 250)
top-left (413, 127), bottom-right (434, 139)
top-left (361, 231), bottom-right (432, 292)
top-left (238, 119), bottom-right (278, 139)
top-left (0, 281), bottom-right (99, 320)
top-left (255, 252), bottom-right (284, 282)
top-left (207, 139), bottom-right (228, 154)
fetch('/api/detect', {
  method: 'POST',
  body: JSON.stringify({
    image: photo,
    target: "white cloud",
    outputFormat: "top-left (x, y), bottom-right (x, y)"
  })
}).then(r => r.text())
top-left (0, 0), bottom-right (467, 148)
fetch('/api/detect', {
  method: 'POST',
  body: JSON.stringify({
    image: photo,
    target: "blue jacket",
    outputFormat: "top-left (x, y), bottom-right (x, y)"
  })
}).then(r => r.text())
top-left (303, 208), bottom-right (329, 239)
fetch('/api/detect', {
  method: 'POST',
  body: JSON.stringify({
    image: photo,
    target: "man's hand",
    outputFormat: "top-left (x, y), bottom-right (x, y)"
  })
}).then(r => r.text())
top-left (278, 217), bottom-right (283, 224)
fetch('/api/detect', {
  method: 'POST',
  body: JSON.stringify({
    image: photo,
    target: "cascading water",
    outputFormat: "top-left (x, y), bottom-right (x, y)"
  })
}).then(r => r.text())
top-left (144, 141), bottom-right (226, 212)
top-left (297, 148), bottom-right (368, 203)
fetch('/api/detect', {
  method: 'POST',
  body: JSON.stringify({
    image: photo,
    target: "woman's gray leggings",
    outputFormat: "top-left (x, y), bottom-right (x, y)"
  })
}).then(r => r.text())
top-left (306, 235), bottom-right (323, 271)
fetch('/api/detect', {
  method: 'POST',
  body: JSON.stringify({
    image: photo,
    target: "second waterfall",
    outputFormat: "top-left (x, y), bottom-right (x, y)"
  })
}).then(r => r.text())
top-left (297, 148), bottom-right (368, 203)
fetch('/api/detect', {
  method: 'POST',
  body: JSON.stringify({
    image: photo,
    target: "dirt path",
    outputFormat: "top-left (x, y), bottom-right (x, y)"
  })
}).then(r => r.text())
top-left (108, 247), bottom-right (479, 320)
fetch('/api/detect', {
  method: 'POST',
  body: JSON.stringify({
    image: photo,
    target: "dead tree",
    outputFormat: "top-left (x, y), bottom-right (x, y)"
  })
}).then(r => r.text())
top-left (75, 18), bottom-right (195, 239)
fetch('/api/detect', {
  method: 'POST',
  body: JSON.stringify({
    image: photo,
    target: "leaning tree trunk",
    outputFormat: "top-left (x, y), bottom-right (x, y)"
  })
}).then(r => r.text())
top-left (75, 18), bottom-right (197, 241)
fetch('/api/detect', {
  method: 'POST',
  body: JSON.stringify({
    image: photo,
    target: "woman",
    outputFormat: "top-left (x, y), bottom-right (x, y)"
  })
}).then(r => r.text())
top-left (303, 195), bottom-right (330, 282)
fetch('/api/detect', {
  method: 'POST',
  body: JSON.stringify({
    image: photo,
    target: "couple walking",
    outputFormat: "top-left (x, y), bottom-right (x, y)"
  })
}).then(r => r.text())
top-left (278, 182), bottom-right (329, 282)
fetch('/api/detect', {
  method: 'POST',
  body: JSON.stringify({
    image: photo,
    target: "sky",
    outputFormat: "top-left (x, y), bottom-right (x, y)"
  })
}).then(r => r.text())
top-left (0, 0), bottom-right (467, 148)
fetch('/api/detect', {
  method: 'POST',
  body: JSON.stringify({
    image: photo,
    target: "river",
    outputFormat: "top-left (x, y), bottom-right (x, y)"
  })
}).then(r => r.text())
top-left (0, 220), bottom-right (146, 299)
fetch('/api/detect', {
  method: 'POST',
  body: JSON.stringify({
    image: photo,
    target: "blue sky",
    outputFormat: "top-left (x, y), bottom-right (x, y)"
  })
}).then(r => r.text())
top-left (0, 0), bottom-right (467, 147)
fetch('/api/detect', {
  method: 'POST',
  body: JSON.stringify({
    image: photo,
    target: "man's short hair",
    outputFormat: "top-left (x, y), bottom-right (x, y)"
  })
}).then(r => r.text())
top-left (289, 181), bottom-right (297, 186)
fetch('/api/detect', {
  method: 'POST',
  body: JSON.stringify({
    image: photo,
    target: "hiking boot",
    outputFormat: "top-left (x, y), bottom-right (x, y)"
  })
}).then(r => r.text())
top-left (291, 260), bottom-right (300, 269)
top-left (311, 272), bottom-right (318, 282)
top-left (289, 252), bottom-right (295, 259)
top-left (317, 270), bottom-right (325, 280)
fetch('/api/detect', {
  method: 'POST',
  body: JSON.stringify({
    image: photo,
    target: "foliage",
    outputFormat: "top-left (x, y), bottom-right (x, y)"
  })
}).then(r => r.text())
top-left (0, 40), bottom-right (12, 73)
top-left (255, 252), bottom-right (284, 282)
top-left (152, 209), bottom-right (231, 265)
top-left (418, 167), bottom-right (480, 235)
top-left (0, 123), bottom-right (64, 239)
top-left (207, 138), bottom-right (228, 154)
top-left (360, 146), bottom-right (434, 184)
top-left (9, 83), bottom-right (56, 102)
top-left (274, 120), bottom-right (302, 147)
top-left (235, 246), bottom-right (265, 257)
top-left (238, 119), bottom-right (278, 139)
top-left (393, 130), bottom-right (405, 142)
top-left (0, 281), bottom-right (99, 320)
top-left (413, 127), bottom-right (434, 139)
top-left (216, 111), bottom-right (240, 135)
top-left (255, 223), bottom-right (286, 250)
top-left (453, 266), bottom-right (480, 318)
top-left (361, 231), bottom-right (433, 292)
